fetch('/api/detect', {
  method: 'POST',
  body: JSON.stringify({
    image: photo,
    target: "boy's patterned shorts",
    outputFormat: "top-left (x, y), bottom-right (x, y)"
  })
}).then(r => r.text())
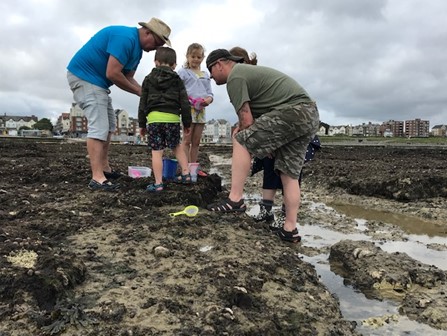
top-left (147, 123), bottom-right (181, 150)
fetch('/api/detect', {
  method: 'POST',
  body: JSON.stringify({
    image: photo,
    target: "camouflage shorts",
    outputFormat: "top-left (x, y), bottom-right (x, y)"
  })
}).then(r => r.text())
top-left (235, 102), bottom-right (320, 179)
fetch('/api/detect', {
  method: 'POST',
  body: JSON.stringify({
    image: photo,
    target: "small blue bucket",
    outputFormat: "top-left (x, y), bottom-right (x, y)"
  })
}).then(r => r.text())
top-left (162, 158), bottom-right (178, 181)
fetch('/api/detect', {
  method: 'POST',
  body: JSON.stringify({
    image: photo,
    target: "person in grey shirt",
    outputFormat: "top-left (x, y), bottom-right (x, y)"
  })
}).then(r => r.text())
top-left (206, 49), bottom-right (320, 243)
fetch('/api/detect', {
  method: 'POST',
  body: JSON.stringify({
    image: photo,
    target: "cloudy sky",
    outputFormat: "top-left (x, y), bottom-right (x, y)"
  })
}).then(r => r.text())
top-left (1, 0), bottom-right (446, 127)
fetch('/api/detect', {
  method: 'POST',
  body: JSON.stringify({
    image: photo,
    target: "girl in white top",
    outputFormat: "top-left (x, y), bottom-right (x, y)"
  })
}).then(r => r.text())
top-left (178, 43), bottom-right (214, 176)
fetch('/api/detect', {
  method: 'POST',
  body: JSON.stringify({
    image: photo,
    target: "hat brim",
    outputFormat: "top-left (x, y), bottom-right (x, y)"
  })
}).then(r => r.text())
top-left (138, 22), bottom-right (171, 47)
top-left (227, 55), bottom-right (244, 63)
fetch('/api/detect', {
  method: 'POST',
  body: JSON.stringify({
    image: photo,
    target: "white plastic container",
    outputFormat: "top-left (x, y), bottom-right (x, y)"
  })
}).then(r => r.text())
top-left (188, 163), bottom-right (199, 182)
top-left (128, 166), bottom-right (151, 178)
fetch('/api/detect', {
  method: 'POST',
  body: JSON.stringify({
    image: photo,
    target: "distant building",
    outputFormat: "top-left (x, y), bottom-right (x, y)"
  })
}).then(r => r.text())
top-left (362, 122), bottom-right (381, 137)
top-left (351, 125), bottom-right (364, 137)
top-left (203, 119), bottom-right (232, 143)
top-left (68, 103), bottom-right (88, 137)
top-left (113, 108), bottom-right (138, 141)
top-left (316, 125), bottom-right (327, 136)
top-left (431, 125), bottom-right (446, 137)
top-left (115, 109), bottom-right (130, 135)
top-left (61, 105), bottom-right (138, 140)
top-left (327, 122), bottom-right (383, 137)
top-left (380, 120), bottom-right (404, 137)
top-left (0, 114), bottom-right (38, 136)
top-left (54, 112), bottom-right (71, 134)
top-left (328, 125), bottom-right (347, 136)
top-left (405, 118), bottom-right (429, 138)
top-left (326, 119), bottom-right (432, 138)
top-left (128, 118), bottom-right (138, 136)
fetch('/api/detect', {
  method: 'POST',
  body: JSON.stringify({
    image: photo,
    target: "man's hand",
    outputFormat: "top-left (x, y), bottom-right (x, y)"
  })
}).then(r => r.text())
top-left (139, 127), bottom-right (147, 137)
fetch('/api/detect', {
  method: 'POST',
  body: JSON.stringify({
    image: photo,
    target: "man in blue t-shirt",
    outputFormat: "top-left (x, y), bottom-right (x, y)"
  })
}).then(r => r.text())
top-left (67, 17), bottom-right (172, 191)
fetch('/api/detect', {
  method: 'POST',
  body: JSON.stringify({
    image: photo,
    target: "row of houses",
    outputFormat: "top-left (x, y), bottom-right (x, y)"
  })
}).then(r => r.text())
top-left (327, 119), bottom-right (445, 138)
top-left (0, 115), bottom-right (38, 136)
top-left (50, 106), bottom-right (447, 139)
top-left (51, 104), bottom-right (233, 143)
top-left (2, 109), bottom-right (446, 141)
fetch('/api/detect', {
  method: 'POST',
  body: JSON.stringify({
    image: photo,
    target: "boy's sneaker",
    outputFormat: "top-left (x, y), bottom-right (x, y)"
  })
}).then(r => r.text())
top-left (269, 210), bottom-right (285, 231)
top-left (252, 203), bottom-right (274, 223)
top-left (88, 179), bottom-right (120, 191)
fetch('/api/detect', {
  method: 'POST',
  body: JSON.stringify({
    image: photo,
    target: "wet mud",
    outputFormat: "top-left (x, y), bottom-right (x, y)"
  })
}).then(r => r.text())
top-left (0, 138), bottom-right (446, 335)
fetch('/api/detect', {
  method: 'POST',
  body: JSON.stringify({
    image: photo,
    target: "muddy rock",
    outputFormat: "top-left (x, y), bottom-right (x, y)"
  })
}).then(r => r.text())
top-left (329, 239), bottom-right (447, 330)
top-left (305, 145), bottom-right (447, 201)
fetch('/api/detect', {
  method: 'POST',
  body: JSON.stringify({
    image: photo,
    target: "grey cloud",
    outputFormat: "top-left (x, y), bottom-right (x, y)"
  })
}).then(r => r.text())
top-left (0, 0), bottom-right (446, 128)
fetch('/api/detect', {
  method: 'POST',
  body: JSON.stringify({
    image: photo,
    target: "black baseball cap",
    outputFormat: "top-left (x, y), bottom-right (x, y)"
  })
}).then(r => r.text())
top-left (206, 49), bottom-right (244, 72)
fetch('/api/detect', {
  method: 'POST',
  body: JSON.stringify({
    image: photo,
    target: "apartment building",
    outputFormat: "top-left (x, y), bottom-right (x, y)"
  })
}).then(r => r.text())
top-left (67, 103), bottom-right (88, 136)
top-left (405, 118), bottom-right (430, 138)
top-left (380, 120), bottom-right (404, 137)
top-left (325, 119), bottom-right (434, 138)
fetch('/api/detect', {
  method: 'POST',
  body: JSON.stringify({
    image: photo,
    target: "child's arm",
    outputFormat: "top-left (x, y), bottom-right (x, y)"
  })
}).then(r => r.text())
top-left (179, 81), bottom-right (192, 129)
top-left (202, 71), bottom-right (214, 107)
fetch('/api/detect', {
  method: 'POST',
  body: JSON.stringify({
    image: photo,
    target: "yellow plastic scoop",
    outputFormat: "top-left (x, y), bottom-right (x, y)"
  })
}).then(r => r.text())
top-left (169, 205), bottom-right (199, 218)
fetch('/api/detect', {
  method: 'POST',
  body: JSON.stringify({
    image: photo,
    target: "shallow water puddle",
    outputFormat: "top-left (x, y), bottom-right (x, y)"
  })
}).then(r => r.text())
top-left (300, 204), bottom-right (447, 335)
top-left (380, 239), bottom-right (447, 270)
top-left (210, 155), bottom-right (447, 335)
top-left (298, 218), bottom-right (447, 335)
top-left (301, 200), bottom-right (447, 265)
top-left (208, 154), bottom-right (232, 166)
top-left (302, 253), bottom-right (447, 336)
top-left (330, 202), bottom-right (447, 237)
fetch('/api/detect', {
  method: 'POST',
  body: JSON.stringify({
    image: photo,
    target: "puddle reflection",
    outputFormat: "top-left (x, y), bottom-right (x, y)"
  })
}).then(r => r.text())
top-left (380, 240), bottom-right (447, 270)
top-left (303, 254), bottom-right (447, 336)
top-left (330, 203), bottom-right (447, 237)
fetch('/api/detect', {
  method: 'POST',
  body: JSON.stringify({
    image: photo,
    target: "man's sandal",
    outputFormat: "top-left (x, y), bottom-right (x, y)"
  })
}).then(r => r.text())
top-left (146, 183), bottom-right (164, 192)
top-left (206, 197), bottom-right (246, 212)
top-left (277, 228), bottom-right (302, 243)
top-left (175, 173), bottom-right (192, 184)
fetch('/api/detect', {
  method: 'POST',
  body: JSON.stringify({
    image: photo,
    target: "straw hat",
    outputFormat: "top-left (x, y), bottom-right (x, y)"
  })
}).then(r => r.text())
top-left (138, 17), bottom-right (171, 46)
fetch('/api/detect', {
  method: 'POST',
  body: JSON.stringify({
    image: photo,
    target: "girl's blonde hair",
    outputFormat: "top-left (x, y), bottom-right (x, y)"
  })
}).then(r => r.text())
top-left (184, 43), bottom-right (205, 68)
